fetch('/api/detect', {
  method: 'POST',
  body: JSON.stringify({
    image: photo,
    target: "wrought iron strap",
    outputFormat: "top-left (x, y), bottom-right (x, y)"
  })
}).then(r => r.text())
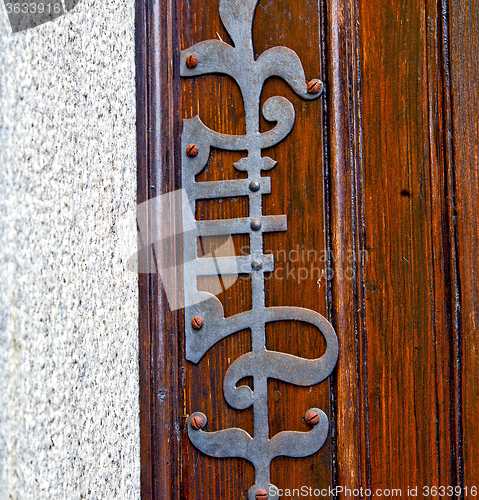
top-left (180, 1), bottom-right (339, 498)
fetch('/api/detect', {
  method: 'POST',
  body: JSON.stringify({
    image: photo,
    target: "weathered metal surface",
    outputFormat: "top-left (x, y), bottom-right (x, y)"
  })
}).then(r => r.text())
top-left (180, 0), bottom-right (338, 498)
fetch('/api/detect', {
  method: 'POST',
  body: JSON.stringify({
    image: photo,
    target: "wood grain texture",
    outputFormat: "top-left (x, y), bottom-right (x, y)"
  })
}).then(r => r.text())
top-left (350, 0), bottom-right (461, 495)
top-left (325, 0), bottom-right (369, 493)
top-left (137, 0), bottom-right (183, 498)
top-left (360, 0), bottom-right (437, 491)
top-left (449, 0), bottom-right (479, 493)
top-left (326, 0), bottom-right (465, 495)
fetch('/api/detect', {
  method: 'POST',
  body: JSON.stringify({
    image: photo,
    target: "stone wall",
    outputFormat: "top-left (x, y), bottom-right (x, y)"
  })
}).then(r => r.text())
top-left (0, 1), bottom-right (139, 498)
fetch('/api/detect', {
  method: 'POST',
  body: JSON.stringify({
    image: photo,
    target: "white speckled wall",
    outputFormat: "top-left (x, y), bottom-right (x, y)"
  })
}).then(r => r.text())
top-left (0, 1), bottom-right (140, 498)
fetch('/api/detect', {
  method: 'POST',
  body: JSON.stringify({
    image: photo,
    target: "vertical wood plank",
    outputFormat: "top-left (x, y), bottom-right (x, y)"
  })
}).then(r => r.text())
top-left (137, 0), bottom-right (183, 499)
top-left (449, 0), bottom-right (479, 493)
top-left (136, 1), bottom-right (153, 495)
top-left (325, 0), bottom-right (371, 493)
top-left (351, 0), bottom-right (460, 495)
top-left (425, 0), bottom-right (462, 490)
top-left (360, 0), bottom-right (432, 491)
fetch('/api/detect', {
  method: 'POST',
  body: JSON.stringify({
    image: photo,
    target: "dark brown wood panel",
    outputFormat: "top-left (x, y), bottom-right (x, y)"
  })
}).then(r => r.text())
top-left (325, 0), bottom-right (367, 493)
top-left (450, 0), bottom-right (479, 493)
top-left (354, 0), bottom-right (460, 494)
top-left (136, 0), bottom-right (183, 498)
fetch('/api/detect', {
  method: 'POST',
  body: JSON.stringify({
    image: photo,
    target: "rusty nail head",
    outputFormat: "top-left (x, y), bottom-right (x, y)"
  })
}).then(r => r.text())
top-left (249, 179), bottom-right (261, 192)
top-left (306, 410), bottom-right (320, 425)
top-left (250, 218), bottom-right (262, 231)
top-left (191, 415), bottom-right (204, 430)
top-left (186, 144), bottom-right (199, 157)
top-left (307, 79), bottom-right (322, 94)
top-left (255, 489), bottom-right (268, 500)
top-left (186, 54), bottom-right (198, 68)
top-left (191, 316), bottom-right (204, 329)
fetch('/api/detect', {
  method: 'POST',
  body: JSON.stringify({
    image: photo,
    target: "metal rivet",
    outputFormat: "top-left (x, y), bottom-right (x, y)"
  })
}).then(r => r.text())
top-left (249, 180), bottom-right (261, 192)
top-left (251, 258), bottom-right (263, 271)
top-left (190, 415), bottom-right (204, 430)
top-left (255, 489), bottom-right (268, 500)
top-left (306, 410), bottom-right (320, 425)
top-left (307, 79), bottom-right (322, 94)
top-left (186, 54), bottom-right (198, 68)
top-left (250, 218), bottom-right (262, 231)
top-left (186, 144), bottom-right (199, 157)
top-left (191, 316), bottom-right (204, 329)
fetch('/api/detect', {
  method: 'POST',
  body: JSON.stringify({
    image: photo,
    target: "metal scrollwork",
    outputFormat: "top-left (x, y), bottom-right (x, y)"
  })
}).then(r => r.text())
top-left (181, 1), bottom-right (338, 498)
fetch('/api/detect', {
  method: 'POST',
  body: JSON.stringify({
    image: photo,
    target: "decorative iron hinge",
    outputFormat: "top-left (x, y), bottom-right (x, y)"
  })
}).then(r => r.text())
top-left (181, 1), bottom-right (338, 498)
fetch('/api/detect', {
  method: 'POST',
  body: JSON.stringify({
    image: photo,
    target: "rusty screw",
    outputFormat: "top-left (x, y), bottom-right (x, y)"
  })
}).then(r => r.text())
top-left (307, 79), bottom-right (322, 94)
top-left (306, 410), bottom-right (320, 425)
top-left (186, 54), bottom-right (198, 68)
top-left (191, 316), bottom-right (204, 330)
top-left (186, 144), bottom-right (199, 157)
top-left (255, 489), bottom-right (268, 500)
top-left (190, 415), bottom-right (204, 430)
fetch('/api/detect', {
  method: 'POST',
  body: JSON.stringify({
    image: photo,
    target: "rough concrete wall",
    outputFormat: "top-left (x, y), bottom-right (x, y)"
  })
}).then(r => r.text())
top-left (0, 1), bottom-right (139, 498)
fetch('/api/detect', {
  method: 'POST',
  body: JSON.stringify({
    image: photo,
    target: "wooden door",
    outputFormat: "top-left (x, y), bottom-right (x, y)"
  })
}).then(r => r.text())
top-left (137, 0), bottom-right (479, 498)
